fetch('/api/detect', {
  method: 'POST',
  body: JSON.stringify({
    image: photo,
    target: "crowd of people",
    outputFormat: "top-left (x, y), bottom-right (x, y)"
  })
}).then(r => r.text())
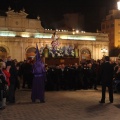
top-left (0, 56), bottom-right (20, 110)
top-left (45, 62), bottom-right (98, 91)
top-left (1, 55), bottom-right (120, 110)
top-left (17, 57), bottom-right (120, 92)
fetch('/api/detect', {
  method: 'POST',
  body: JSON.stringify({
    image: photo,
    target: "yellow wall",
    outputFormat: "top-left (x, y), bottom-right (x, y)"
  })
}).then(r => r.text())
top-left (114, 19), bottom-right (120, 47)
top-left (101, 19), bottom-right (115, 48)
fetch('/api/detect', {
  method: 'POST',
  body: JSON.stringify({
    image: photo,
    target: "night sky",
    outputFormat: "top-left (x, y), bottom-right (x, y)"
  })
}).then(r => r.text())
top-left (0, 0), bottom-right (118, 32)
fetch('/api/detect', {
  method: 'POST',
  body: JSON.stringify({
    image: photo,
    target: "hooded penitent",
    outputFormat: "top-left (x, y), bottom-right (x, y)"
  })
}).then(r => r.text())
top-left (33, 44), bottom-right (45, 75)
top-left (31, 44), bottom-right (46, 102)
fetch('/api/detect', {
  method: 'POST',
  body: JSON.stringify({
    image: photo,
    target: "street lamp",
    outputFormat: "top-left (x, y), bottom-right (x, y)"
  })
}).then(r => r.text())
top-left (101, 48), bottom-right (108, 56)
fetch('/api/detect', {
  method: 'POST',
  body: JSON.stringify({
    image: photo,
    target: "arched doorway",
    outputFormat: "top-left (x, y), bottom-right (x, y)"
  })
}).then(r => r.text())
top-left (26, 47), bottom-right (36, 60)
top-left (81, 49), bottom-right (91, 60)
top-left (0, 46), bottom-right (7, 59)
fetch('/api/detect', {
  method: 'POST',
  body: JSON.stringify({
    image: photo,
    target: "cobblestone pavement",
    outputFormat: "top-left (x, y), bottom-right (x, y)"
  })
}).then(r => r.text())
top-left (0, 87), bottom-right (120, 120)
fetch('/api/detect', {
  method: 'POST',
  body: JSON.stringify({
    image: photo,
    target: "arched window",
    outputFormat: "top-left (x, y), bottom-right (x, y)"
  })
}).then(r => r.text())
top-left (26, 47), bottom-right (36, 59)
top-left (0, 46), bottom-right (7, 59)
top-left (81, 49), bottom-right (91, 60)
top-left (81, 49), bottom-right (90, 54)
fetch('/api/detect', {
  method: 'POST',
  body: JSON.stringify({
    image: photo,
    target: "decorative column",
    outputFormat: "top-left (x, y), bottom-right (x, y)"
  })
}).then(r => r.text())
top-left (74, 48), bottom-right (79, 57)
top-left (43, 45), bottom-right (49, 58)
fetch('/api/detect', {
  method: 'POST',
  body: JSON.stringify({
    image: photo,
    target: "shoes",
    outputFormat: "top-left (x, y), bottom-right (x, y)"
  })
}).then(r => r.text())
top-left (9, 101), bottom-right (15, 103)
top-left (109, 101), bottom-right (113, 103)
top-left (99, 101), bottom-right (105, 103)
top-left (40, 101), bottom-right (45, 103)
top-left (94, 88), bottom-right (98, 90)
top-left (32, 100), bottom-right (35, 103)
top-left (114, 90), bottom-right (117, 93)
top-left (99, 101), bottom-right (113, 103)
top-left (7, 101), bottom-right (15, 105)
top-left (0, 107), bottom-right (5, 110)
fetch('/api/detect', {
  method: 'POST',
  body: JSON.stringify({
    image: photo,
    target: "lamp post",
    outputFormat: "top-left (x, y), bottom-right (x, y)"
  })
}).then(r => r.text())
top-left (101, 48), bottom-right (108, 56)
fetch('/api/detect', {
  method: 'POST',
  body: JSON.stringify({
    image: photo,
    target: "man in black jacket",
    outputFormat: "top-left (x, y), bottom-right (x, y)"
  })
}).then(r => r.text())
top-left (99, 56), bottom-right (114, 103)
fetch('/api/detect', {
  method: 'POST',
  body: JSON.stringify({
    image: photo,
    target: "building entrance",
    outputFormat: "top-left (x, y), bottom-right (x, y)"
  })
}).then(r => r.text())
top-left (81, 49), bottom-right (91, 60)
top-left (0, 46), bottom-right (7, 59)
top-left (26, 47), bottom-right (36, 59)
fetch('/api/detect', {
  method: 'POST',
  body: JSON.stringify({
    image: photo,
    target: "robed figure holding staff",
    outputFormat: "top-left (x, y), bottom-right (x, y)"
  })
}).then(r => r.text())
top-left (51, 31), bottom-right (59, 50)
top-left (31, 44), bottom-right (46, 103)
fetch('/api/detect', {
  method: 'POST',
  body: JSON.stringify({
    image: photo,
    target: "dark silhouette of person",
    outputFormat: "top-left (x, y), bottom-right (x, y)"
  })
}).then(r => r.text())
top-left (8, 60), bottom-right (18, 103)
top-left (99, 56), bottom-right (114, 103)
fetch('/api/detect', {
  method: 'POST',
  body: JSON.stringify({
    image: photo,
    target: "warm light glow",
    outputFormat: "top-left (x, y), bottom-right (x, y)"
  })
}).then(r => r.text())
top-left (101, 48), bottom-right (108, 55)
top-left (0, 31), bottom-right (98, 41)
top-left (21, 34), bottom-right (30, 37)
top-left (72, 32), bottom-right (75, 34)
top-left (117, 1), bottom-right (120, 10)
top-left (76, 30), bottom-right (79, 33)
top-left (81, 31), bottom-right (85, 33)
top-left (34, 33), bottom-right (52, 38)
top-left (60, 35), bottom-right (96, 40)
top-left (0, 31), bottom-right (16, 37)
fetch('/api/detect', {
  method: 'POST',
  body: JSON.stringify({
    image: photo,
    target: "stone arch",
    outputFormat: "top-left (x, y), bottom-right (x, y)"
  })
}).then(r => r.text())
top-left (80, 48), bottom-right (91, 60)
top-left (0, 45), bottom-right (9, 59)
top-left (25, 46), bottom-right (36, 59)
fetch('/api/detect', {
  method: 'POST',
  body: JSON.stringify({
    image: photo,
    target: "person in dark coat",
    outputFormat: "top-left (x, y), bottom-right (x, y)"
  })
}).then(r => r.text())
top-left (99, 56), bottom-right (114, 103)
top-left (113, 66), bottom-right (120, 92)
top-left (64, 65), bottom-right (71, 90)
top-left (59, 64), bottom-right (66, 90)
top-left (72, 63), bottom-right (80, 90)
top-left (31, 44), bottom-right (46, 103)
top-left (22, 60), bottom-right (33, 89)
top-left (8, 60), bottom-right (18, 103)
top-left (87, 63), bottom-right (95, 89)
top-left (82, 64), bottom-right (89, 89)
top-left (0, 62), bottom-right (8, 110)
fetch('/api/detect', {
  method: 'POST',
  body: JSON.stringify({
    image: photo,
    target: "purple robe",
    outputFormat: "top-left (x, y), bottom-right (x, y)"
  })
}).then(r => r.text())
top-left (31, 44), bottom-right (46, 102)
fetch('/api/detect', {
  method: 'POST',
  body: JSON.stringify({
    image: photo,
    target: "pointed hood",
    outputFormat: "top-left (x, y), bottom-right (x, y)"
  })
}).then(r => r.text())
top-left (33, 44), bottom-right (45, 75)
top-left (36, 44), bottom-right (41, 62)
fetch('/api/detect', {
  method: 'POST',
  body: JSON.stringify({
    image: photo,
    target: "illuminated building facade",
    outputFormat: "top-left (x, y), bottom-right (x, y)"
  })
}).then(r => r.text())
top-left (0, 8), bottom-right (109, 62)
top-left (101, 9), bottom-right (120, 49)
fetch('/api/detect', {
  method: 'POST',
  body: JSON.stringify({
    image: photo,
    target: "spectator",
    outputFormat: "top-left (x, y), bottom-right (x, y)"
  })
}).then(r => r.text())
top-left (99, 56), bottom-right (114, 103)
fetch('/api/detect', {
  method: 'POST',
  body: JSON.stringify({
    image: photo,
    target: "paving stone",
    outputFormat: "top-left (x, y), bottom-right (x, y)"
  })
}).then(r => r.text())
top-left (0, 87), bottom-right (120, 120)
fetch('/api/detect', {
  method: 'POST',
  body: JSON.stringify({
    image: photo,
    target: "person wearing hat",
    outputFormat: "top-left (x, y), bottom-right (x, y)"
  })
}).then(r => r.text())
top-left (99, 56), bottom-right (114, 103)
